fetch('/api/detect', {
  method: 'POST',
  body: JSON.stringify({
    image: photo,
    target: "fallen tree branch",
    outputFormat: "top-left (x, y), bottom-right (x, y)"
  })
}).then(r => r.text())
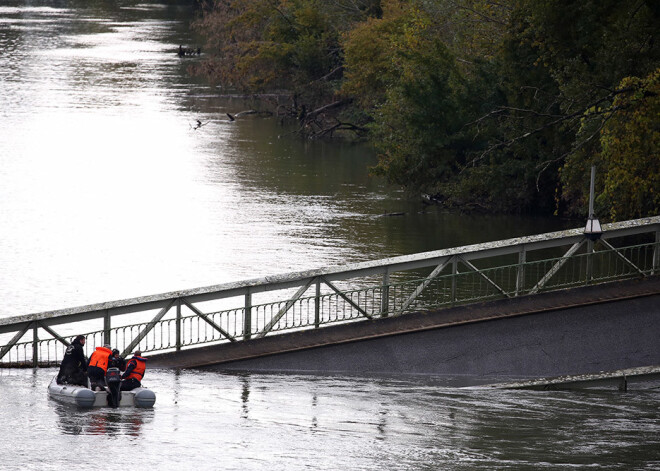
top-left (303, 98), bottom-right (353, 122)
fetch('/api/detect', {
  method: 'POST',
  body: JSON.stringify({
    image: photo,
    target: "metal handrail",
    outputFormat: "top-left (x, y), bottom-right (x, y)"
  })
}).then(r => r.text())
top-left (1, 216), bottom-right (659, 367)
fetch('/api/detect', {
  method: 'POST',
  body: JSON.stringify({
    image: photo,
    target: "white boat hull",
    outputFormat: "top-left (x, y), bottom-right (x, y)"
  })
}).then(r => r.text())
top-left (48, 376), bottom-right (156, 408)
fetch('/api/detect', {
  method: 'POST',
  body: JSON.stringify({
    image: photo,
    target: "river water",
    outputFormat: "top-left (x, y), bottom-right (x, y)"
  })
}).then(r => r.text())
top-left (0, 1), bottom-right (658, 469)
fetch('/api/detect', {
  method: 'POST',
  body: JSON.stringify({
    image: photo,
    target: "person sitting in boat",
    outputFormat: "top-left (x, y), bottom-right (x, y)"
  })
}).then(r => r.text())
top-left (120, 351), bottom-right (147, 391)
top-left (87, 344), bottom-right (113, 391)
top-left (57, 335), bottom-right (88, 386)
top-left (109, 348), bottom-right (126, 371)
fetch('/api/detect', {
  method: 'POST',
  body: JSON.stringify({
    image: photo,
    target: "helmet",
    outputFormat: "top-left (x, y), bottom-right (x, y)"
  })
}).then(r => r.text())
top-left (112, 349), bottom-right (119, 356)
top-left (103, 344), bottom-right (111, 349)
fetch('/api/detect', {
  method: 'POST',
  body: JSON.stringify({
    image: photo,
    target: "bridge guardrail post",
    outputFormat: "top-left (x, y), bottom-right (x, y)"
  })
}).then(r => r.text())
top-left (244, 289), bottom-right (252, 341)
top-left (176, 300), bottom-right (182, 351)
top-left (103, 309), bottom-right (111, 347)
top-left (516, 247), bottom-right (526, 296)
top-left (381, 268), bottom-right (390, 317)
top-left (451, 257), bottom-right (457, 305)
top-left (654, 230), bottom-right (660, 275)
top-left (32, 324), bottom-right (38, 368)
top-left (586, 239), bottom-right (594, 284)
top-left (314, 279), bottom-right (321, 328)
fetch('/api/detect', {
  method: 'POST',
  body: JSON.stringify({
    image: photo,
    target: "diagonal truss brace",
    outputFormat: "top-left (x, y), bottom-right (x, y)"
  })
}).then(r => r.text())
top-left (182, 298), bottom-right (236, 342)
top-left (599, 239), bottom-right (645, 276)
top-left (38, 323), bottom-right (71, 347)
top-left (458, 255), bottom-right (512, 299)
top-left (321, 276), bottom-right (373, 320)
top-left (529, 239), bottom-right (586, 295)
top-left (255, 277), bottom-right (316, 339)
top-left (393, 257), bottom-right (453, 316)
top-left (0, 322), bottom-right (33, 361)
top-left (0, 321), bottom-right (86, 362)
top-left (121, 298), bottom-right (177, 357)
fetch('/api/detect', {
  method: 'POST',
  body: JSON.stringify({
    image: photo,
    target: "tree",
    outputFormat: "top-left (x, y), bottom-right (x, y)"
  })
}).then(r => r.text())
top-left (192, 0), bottom-right (382, 136)
top-left (192, 0), bottom-right (660, 217)
top-left (510, 0), bottom-right (660, 216)
top-left (599, 69), bottom-right (660, 221)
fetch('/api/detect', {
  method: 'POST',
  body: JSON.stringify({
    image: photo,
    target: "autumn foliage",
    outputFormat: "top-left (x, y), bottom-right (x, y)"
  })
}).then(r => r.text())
top-left (193, 0), bottom-right (660, 220)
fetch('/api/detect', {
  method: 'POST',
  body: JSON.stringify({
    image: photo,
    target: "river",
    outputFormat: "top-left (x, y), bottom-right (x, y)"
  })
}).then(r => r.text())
top-left (0, 1), bottom-right (657, 469)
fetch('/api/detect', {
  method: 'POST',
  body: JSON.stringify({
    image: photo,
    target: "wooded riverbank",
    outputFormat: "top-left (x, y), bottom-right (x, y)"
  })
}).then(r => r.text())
top-left (192, 0), bottom-right (660, 220)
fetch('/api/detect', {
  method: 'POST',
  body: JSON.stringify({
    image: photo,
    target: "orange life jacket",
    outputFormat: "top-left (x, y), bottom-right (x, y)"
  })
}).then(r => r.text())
top-left (88, 346), bottom-right (113, 372)
top-left (126, 356), bottom-right (147, 381)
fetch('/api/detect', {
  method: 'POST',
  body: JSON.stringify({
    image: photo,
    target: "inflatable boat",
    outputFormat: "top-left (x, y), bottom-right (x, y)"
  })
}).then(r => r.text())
top-left (48, 375), bottom-right (156, 408)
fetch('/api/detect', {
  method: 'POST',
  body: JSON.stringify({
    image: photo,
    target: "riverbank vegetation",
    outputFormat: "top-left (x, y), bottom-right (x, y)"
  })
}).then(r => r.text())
top-left (192, 0), bottom-right (659, 221)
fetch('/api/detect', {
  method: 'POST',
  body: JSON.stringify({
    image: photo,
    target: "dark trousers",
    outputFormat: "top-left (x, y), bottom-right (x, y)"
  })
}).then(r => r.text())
top-left (120, 378), bottom-right (141, 391)
top-left (57, 369), bottom-right (88, 387)
top-left (88, 365), bottom-right (107, 389)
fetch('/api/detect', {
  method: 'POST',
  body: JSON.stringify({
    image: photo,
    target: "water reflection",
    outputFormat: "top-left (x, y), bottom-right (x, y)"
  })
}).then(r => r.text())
top-left (53, 401), bottom-right (152, 436)
top-left (310, 393), bottom-right (318, 431)
top-left (239, 373), bottom-right (250, 419)
top-left (376, 408), bottom-right (387, 440)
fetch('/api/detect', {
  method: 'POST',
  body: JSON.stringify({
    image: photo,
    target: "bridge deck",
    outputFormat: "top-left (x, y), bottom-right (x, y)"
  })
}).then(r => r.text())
top-left (3, 216), bottom-right (658, 370)
top-left (149, 275), bottom-right (660, 370)
top-left (485, 365), bottom-right (660, 391)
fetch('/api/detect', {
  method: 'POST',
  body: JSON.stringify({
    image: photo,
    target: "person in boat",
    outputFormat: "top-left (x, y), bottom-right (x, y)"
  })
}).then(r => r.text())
top-left (57, 335), bottom-right (88, 386)
top-left (120, 351), bottom-right (147, 391)
top-left (87, 344), bottom-right (113, 391)
top-left (109, 348), bottom-right (126, 371)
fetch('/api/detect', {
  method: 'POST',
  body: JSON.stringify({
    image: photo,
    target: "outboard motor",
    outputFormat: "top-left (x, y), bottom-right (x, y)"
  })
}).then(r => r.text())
top-left (105, 367), bottom-right (122, 408)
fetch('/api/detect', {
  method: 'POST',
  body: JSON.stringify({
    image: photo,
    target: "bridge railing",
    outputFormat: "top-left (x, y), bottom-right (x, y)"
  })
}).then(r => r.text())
top-left (1, 216), bottom-right (659, 367)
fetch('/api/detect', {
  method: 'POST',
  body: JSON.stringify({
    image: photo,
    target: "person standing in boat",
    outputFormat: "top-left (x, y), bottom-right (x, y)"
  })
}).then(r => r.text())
top-left (120, 351), bottom-right (147, 391)
top-left (87, 344), bottom-right (113, 391)
top-left (57, 335), bottom-right (88, 386)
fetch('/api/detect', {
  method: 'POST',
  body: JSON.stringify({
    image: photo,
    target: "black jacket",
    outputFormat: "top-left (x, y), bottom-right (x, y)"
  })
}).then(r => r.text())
top-left (59, 338), bottom-right (87, 374)
top-left (109, 355), bottom-right (126, 371)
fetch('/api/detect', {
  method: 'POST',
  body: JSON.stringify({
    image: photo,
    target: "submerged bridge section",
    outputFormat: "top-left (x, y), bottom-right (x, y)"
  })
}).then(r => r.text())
top-left (149, 276), bottom-right (660, 380)
top-left (1, 216), bottom-right (659, 380)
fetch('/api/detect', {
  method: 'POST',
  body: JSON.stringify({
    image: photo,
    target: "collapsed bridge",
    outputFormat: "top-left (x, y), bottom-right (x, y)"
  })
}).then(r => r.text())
top-left (1, 216), bottom-right (659, 383)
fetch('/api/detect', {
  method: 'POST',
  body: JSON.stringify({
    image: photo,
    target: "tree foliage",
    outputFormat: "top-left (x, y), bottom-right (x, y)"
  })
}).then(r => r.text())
top-left (194, 0), bottom-right (660, 219)
top-left (599, 69), bottom-right (660, 220)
